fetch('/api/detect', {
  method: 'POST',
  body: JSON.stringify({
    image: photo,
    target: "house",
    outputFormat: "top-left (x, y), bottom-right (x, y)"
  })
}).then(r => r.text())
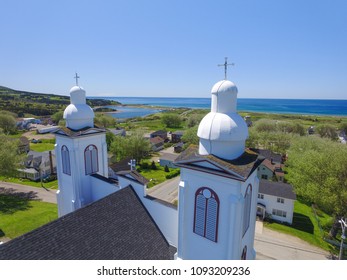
top-left (244, 116), bottom-right (252, 127)
top-left (19, 136), bottom-right (30, 153)
top-left (16, 117), bottom-right (41, 130)
top-left (257, 180), bottom-right (296, 224)
top-left (171, 131), bottom-right (184, 143)
top-left (0, 77), bottom-right (261, 260)
top-left (173, 142), bottom-right (184, 153)
top-left (159, 153), bottom-right (179, 169)
top-left (11, 136), bottom-right (30, 154)
top-left (150, 130), bottom-right (167, 141)
top-left (18, 150), bottom-right (56, 181)
top-left (257, 158), bottom-right (285, 182)
top-left (250, 148), bottom-right (283, 164)
top-left (150, 136), bottom-right (164, 151)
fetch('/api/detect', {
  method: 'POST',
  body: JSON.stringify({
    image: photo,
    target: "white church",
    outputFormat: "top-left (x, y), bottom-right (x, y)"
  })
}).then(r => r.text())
top-left (0, 74), bottom-right (263, 260)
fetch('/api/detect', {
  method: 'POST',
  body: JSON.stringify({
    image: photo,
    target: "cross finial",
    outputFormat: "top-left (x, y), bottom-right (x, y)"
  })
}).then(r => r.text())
top-left (74, 72), bottom-right (80, 86)
top-left (218, 57), bottom-right (234, 80)
top-left (128, 159), bottom-right (136, 171)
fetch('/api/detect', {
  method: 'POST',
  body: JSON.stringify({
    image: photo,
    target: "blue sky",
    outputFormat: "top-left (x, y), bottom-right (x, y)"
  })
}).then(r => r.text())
top-left (1, 0), bottom-right (346, 99)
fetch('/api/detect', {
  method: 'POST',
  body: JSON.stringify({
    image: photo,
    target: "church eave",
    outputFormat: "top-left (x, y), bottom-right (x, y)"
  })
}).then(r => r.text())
top-left (53, 126), bottom-right (106, 138)
top-left (174, 162), bottom-right (246, 182)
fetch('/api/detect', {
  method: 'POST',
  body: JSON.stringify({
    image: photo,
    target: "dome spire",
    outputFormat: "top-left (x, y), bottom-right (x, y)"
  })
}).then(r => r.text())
top-left (197, 61), bottom-right (248, 160)
top-left (217, 57), bottom-right (234, 80)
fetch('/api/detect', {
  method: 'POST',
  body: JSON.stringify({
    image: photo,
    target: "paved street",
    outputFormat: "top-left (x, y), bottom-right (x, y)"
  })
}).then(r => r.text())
top-left (147, 176), bottom-right (180, 203)
top-left (0, 181), bottom-right (57, 204)
top-left (254, 221), bottom-right (329, 260)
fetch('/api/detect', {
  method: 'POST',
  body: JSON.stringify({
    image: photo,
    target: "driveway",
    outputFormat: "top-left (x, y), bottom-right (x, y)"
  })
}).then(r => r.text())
top-left (254, 221), bottom-right (330, 260)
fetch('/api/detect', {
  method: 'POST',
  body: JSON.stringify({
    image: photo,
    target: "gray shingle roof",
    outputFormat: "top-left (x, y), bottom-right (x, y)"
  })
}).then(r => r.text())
top-left (250, 148), bottom-right (283, 163)
top-left (0, 186), bottom-right (175, 260)
top-left (175, 145), bottom-right (263, 181)
top-left (259, 180), bottom-right (296, 200)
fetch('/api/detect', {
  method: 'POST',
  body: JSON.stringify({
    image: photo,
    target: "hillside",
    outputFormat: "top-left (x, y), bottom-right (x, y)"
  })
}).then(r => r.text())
top-left (0, 86), bottom-right (120, 117)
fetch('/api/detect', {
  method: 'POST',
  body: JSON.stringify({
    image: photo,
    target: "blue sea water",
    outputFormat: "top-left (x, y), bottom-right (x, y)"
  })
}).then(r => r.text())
top-left (90, 97), bottom-right (347, 118)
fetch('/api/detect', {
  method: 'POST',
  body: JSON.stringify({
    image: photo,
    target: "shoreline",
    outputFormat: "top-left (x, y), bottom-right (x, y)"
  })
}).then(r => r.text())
top-left (96, 103), bottom-right (347, 118)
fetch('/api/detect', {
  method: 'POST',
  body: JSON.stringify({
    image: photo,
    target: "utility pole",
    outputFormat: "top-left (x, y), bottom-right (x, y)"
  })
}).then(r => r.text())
top-left (339, 218), bottom-right (346, 260)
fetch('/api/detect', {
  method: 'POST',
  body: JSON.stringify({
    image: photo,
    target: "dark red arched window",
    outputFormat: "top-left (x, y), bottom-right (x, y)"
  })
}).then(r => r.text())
top-left (61, 145), bottom-right (71, 175)
top-left (243, 184), bottom-right (252, 237)
top-left (84, 145), bottom-right (99, 175)
top-left (193, 187), bottom-right (220, 242)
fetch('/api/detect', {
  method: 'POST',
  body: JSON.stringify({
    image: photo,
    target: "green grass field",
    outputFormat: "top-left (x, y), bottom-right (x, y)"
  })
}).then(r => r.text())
top-left (138, 162), bottom-right (180, 188)
top-left (0, 176), bottom-right (58, 189)
top-left (29, 142), bottom-right (55, 152)
top-left (264, 200), bottom-right (334, 252)
top-left (0, 198), bottom-right (57, 239)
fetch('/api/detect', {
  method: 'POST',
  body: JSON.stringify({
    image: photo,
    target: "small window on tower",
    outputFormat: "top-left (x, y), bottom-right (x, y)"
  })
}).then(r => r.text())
top-left (61, 145), bottom-right (71, 175)
top-left (193, 187), bottom-right (219, 242)
top-left (85, 145), bottom-right (99, 175)
top-left (242, 184), bottom-right (252, 237)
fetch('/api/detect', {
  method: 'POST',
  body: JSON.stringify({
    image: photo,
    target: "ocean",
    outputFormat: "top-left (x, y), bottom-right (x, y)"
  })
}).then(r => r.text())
top-left (90, 97), bottom-right (347, 118)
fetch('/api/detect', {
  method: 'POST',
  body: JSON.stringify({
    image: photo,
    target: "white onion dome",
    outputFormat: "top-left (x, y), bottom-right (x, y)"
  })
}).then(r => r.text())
top-left (197, 80), bottom-right (248, 160)
top-left (63, 86), bottom-right (94, 130)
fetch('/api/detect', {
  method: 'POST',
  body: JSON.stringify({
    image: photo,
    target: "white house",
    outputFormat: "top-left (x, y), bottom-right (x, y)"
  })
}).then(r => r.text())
top-left (257, 180), bottom-right (296, 224)
top-left (0, 76), bottom-right (263, 260)
top-left (18, 150), bottom-right (56, 181)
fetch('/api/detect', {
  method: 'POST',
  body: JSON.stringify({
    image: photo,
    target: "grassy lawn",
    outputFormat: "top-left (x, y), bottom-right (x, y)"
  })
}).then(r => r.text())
top-left (264, 200), bottom-right (334, 252)
top-left (0, 176), bottom-right (58, 189)
top-left (30, 142), bottom-right (55, 152)
top-left (0, 195), bottom-right (58, 239)
top-left (138, 162), bottom-right (180, 188)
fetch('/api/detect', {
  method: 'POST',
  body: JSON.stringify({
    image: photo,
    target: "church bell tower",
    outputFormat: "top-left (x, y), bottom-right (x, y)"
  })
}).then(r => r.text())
top-left (54, 75), bottom-right (108, 217)
top-left (175, 60), bottom-right (262, 260)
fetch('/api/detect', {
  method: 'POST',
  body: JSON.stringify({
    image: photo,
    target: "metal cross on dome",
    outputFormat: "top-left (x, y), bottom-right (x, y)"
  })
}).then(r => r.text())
top-left (74, 72), bottom-right (80, 86)
top-left (128, 159), bottom-right (136, 171)
top-left (218, 57), bottom-right (234, 80)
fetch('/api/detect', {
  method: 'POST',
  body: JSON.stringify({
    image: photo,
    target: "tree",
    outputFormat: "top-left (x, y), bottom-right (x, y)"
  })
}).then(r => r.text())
top-left (110, 131), bottom-right (151, 163)
top-left (161, 114), bottom-right (182, 128)
top-left (316, 124), bottom-right (338, 140)
top-left (181, 125), bottom-right (199, 149)
top-left (0, 113), bottom-right (17, 134)
top-left (105, 131), bottom-right (116, 151)
top-left (186, 114), bottom-right (203, 128)
top-left (0, 135), bottom-right (24, 177)
top-left (51, 111), bottom-right (64, 124)
top-left (253, 119), bottom-right (277, 133)
top-left (151, 161), bottom-right (157, 170)
top-left (94, 114), bottom-right (116, 128)
top-left (286, 136), bottom-right (347, 237)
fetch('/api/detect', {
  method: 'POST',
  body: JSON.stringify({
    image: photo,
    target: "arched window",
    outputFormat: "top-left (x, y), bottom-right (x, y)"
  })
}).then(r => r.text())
top-left (85, 145), bottom-right (98, 175)
top-left (243, 184), bottom-right (252, 237)
top-left (193, 187), bottom-right (219, 242)
top-left (61, 145), bottom-right (71, 175)
top-left (241, 246), bottom-right (247, 260)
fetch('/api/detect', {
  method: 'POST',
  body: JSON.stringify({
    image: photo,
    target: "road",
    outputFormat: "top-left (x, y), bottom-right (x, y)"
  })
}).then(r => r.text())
top-left (0, 181), bottom-right (57, 204)
top-left (147, 176), bottom-right (180, 203)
